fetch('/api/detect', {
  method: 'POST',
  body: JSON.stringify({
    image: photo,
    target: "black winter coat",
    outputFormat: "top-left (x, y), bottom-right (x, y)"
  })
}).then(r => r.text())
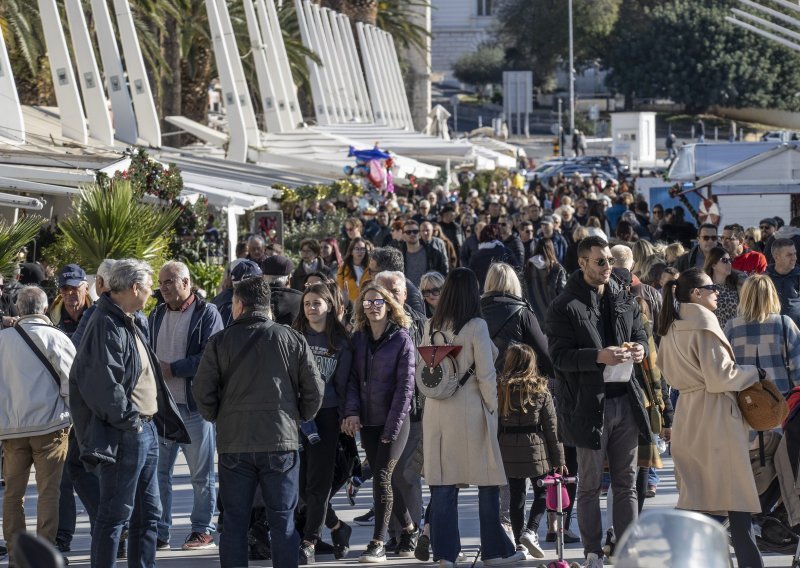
top-left (192, 310), bottom-right (324, 454)
top-left (544, 271), bottom-right (651, 449)
top-left (480, 292), bottom-right (553, 378)
top-left (468, 243), bottom-right (519, 293)
top-left (70, 294), bottom-right (190, 467)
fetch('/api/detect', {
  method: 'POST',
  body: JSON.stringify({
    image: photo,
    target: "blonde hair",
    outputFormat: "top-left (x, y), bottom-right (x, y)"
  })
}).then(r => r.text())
top-left (572, 225), bottom-right (589, 243)
top-left (484, 263), bottom-right (523, 297)
top-left (352, 283), bottom-right (411, 331)
top-left (737, 274), bottom-right (782, 323)
top-left (497, 343), bottom-right (548, 418)
top-left (664, 242), bottom-right (685, 264)
top-left (631, 240), bottom-right (658, 275)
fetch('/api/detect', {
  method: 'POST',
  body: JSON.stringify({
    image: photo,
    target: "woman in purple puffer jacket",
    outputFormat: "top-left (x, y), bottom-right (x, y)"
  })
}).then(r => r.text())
top-left (342, 283), bottom-right (417, 564)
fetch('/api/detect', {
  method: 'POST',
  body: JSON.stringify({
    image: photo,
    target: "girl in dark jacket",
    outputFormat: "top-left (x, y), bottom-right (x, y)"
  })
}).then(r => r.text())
top-left (342, 284), bottom-right (417, 563)
top-left (525, 238), bottom-right (567, 322)
top-left (292, 284), bottom-right (353, 562)
top-left (498, 343), bottom-right (565, 558)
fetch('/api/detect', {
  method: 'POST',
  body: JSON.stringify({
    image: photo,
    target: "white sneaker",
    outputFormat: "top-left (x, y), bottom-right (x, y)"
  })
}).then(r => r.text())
top-left (520, 529), bottom-right (545, 559)
top-left (583, 552), bottom-right (605, 567)
top-left (484, 549), bottom-right (526, 566)
top-left (515, 544), bottom-right (533, 560)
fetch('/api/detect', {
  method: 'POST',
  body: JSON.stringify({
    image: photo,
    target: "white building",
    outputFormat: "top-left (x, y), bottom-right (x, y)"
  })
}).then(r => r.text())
top-left (431, 0), bottom-right (497, 83)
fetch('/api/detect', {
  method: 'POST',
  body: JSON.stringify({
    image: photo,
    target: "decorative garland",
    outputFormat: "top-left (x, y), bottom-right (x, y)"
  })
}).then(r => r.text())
top-left (668, 183), bottom-right (701, 225)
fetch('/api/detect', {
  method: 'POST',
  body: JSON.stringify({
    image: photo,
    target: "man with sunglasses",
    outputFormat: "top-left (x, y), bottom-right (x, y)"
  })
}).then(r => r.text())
top-left (674, 223), bottom-right (721, 272)
top-left (721, 224), bottom-right (767, 275)
top-left (546, 236), bottom-right (651, 568)
top-left (398, 220), bottom-right (447, 287)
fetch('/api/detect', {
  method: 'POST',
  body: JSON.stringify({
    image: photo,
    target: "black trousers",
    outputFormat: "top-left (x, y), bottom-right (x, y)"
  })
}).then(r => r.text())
top-left (299, 407), bottom-right (340, 542)
top-left (508, 475), bottom-right (547, 544)
top-left (564, 445), bottom-right (577, 531)
top-left (360, 420), bottom-right (412, 542)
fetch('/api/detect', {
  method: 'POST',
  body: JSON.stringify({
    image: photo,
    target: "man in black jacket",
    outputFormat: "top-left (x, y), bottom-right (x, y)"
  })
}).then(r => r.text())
top-left (398, 220), bottom-right (448, 287)
top-left (192, 277), bottom-right (323, 568)
top-left (545, 237), bottom-right (651, 567)
top-left (70, 259), bottom-right (189, 568)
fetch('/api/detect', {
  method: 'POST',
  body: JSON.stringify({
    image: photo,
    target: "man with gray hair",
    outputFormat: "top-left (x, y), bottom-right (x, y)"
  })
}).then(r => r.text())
top-left (0, 286), bottom-right (76, 565)
top-left (148, 260), bottom-right (223, 550)
top-left (368, 247), bottom-right (425, 314)
top-left (71, 259), bottom-right (189, 567)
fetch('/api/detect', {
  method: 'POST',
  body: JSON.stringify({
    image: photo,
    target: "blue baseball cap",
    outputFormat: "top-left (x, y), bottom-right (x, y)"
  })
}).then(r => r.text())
top-left (231, 259), bottom-right (262, 283)
top-left (58, 264), bottom-right (86, 287)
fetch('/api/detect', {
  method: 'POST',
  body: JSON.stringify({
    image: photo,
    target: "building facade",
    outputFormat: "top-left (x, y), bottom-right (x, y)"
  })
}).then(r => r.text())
top-left (431, 0), bottom-right (497, 82)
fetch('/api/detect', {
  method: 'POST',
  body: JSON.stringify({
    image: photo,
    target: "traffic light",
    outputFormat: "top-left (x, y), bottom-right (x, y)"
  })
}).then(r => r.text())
top-left (553, 138), bottom-right (560, 156)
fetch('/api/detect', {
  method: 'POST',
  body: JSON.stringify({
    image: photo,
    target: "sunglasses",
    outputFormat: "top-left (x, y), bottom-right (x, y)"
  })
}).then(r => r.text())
top-left (362, 298), bottom-right (386, 308)
top-left (697, 284), bottom-right (721, 293)
top-left (718, 257), bottom-right (732, 264)
top-left (421, 287), bottom-right (441, 297)
top-left (583, 257), bottom-right (616, 267)
top-left (404, 229), bottom-right (420, 235)
top-left (700, 235), bottom-right (718, 241)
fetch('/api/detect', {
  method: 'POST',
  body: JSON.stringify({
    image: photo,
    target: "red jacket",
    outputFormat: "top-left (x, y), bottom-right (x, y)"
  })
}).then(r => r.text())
top-left (732, 249), bottom-right (767, 275)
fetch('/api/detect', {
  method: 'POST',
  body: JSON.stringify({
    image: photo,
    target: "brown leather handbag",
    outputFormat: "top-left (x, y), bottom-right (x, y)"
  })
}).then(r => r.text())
top-left (738, 366), bottom-right (788, 431)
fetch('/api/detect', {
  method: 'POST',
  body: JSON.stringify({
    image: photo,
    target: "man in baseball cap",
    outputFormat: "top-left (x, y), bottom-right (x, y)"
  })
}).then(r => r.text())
top-left (212, 260), bottom-right (263, 327)
top-left (50, 264), bottom-right (91, 337)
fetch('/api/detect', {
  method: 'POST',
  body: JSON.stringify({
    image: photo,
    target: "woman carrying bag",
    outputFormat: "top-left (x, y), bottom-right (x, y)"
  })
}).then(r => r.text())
top-left (724, 274), bottom-right (800, 395)
top-left (656, 268), bottom-right (764, 568)
top-left (422, 268), bottom-right (524, 568)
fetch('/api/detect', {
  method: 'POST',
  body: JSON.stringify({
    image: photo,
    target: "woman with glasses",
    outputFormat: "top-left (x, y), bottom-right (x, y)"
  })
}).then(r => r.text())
top-left (342, 284), bottom-right (417, 563)
top-left (702, 247), bottom-right (744, 329)
top-left (525, 239), bottom-right (567, 322)
top-left (724, 275), bottom-right (800, 395)
top-left (337, 238), bottom-right (373, 303)
top-left (420, 271), bottom-right (445, 317)
top-left (422, 268), bottom-right (524, 567)
top-left (292, 284), bottom-right (354, 562)
top-left (657, 268), bottom-right (764, 568)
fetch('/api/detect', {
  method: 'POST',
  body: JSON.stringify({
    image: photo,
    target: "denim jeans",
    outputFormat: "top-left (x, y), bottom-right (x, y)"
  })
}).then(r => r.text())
top-left (57, 430), bottom-right (100, 545)
top-left (219, 450), bottom-right (300, 568)
top-left (429, 485), bottom-right (515, 563)
top-left (92, 419), bottom-right (161, 568)
top-left (157, 404), bottom-right (217, 542)
top-left (648, 467), bottom-right (659, 487)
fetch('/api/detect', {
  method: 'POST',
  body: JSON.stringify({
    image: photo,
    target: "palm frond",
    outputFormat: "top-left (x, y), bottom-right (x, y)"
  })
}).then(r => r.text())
top-left (59, 181), bottom-right (180, 273)
top-left (0, 216), bottom-right (44, 278)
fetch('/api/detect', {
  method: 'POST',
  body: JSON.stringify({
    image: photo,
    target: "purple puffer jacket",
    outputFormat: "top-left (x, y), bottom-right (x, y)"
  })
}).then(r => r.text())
top-left (345, 324), bottom-right (415, 441)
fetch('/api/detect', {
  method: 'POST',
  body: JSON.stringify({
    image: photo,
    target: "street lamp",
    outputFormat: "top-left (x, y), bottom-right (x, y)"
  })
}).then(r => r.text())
top-left (568, 0), bottom-right (575, 135)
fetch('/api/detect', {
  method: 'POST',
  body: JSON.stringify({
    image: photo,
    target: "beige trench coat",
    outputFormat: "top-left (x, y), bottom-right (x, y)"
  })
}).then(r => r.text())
top-left (422, 317), bottom-right (508, 486)
top-left (657, 302), bottom-right (761, 514)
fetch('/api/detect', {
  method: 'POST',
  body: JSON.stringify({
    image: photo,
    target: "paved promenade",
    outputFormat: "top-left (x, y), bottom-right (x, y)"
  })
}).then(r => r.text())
top-left (0, 454), bottom-right (796, 566)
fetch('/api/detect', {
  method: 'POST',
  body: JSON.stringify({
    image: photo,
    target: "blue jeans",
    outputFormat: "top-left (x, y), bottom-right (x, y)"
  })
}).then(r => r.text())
top-left (648, 467), bottom-right (659, 487)
top-left (92, 419), bottom-right (161, 567)
top-left (57, 431), bottom-right (100, 544)
top-left (219, 450), bottom-right (300, 568)
top-left (429, 485), bottom-right (515, 563)
top-left (157, 404), bottom-right (217, 542)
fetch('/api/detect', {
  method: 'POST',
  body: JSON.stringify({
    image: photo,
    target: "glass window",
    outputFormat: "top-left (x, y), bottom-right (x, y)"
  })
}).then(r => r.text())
top-left (477, 0), bottom-right (493, 16)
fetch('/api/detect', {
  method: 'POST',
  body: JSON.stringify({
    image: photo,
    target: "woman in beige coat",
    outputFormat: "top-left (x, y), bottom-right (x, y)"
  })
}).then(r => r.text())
top-left (421, 268), bottom-right (523, 568)
top-left (656, 268), bottom-right (763, 568)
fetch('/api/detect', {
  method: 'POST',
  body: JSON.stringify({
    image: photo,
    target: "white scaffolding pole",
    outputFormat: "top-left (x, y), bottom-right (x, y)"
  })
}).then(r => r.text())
top-left (0, 25), bottom-right (25, 143)
top-left (90, 0), bottom-right (137, 145)
top-left (243, 0), bottom-right (284, 133)
top-left (357, 22), bottom-right (389, 125)
top-left (337, 13), bottom-right (373, 123)
top-left (263, 0), bottom-right (302, 126)
top-left (65, 0), bottom-right (114, 146)
top-left (38, 0), bottom-right (88, 144)
top-left (309, 3), bottom-right (345, 123)
top-left (295, 0), bottom-right (332, 125)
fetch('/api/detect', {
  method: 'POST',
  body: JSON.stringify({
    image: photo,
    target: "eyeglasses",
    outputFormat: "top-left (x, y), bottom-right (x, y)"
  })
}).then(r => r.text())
top-left (718, 257), bottom-right (732, 264)
top-left (582, 257), bottom-right (616, 267)
top-left (362, 298), bottom-right (386, 308)
top-left (300, 249), bottom-right (314, 255)
top-left (700, 235), bottom-right (718, 241)
top-left (353, 247), bottom-right (367, 253)
top-left (421, 287), bottom-right (441, 297)
top-left (404, 229), bottom-right (420, 235)
top-left (697, 284), bottom-right (721, 293)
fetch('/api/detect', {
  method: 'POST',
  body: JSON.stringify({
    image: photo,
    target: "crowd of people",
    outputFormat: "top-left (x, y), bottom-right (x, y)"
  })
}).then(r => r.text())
top-left (1, 169), bottom-right (800, 568)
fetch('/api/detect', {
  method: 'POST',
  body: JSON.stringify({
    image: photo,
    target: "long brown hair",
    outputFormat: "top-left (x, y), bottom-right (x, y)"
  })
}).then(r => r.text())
top-left (497, 343), bottom-right (548, 418)
top-left (292, 283), bottom-right (349, 353)
top-left (703, 246), bottom-right (740, 290)
top-left (343, 237), bottom-right (372, 272)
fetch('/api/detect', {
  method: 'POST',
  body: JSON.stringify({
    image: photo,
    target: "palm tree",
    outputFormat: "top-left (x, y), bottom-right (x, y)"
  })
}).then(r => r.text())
top-left (59, 180), bottom-right (179, 272)
top-left (0, 216), bottom-right (43, 278)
